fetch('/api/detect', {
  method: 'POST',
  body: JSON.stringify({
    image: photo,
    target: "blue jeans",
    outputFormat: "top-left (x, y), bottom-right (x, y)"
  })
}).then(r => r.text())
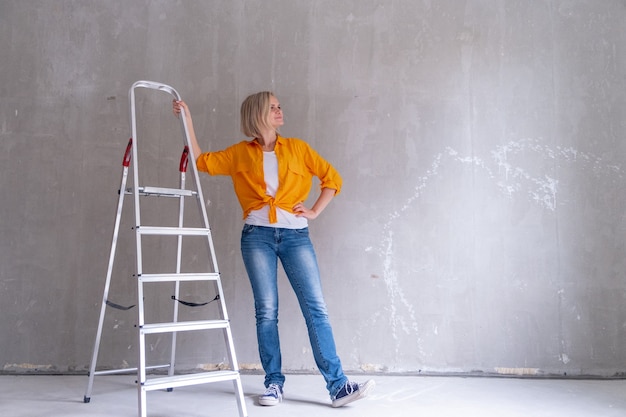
top-left (240, 224), bottom-right (348, 397)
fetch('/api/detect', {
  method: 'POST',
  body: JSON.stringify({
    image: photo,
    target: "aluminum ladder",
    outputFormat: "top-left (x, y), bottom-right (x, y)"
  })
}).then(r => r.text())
top-left (83, 80), bottom-right (247, 417)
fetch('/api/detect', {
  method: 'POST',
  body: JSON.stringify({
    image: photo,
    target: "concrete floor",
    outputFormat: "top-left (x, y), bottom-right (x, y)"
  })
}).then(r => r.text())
top-left (1, 373), bottom-right (625, 417)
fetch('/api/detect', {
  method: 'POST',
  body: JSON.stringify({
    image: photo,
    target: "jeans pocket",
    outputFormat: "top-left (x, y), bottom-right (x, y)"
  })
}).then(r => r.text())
top-left (242, 224), bottom-right (256, 235)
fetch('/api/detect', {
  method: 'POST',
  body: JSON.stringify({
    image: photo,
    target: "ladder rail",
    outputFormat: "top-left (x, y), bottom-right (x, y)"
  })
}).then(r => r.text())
top-left (169, 83), bottom-right (246, 398)
top-left (84, 139), bottom-right (133, 403)
top-left (167, 85), bottom-right (222, 276)
top-left (176, 88), bottom-right (247, 416)
top-left (169, 147), bottom-right (189, 379)
top-left (172, 85), bottom-right (245, 411)
top-left (128, 80), bottom-right (183, 399)
top-left (128, 81), bottom-right (247, 417)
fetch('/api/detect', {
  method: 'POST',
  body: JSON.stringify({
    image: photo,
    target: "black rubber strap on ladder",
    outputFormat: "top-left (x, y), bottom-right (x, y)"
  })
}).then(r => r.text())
top-left (105, 300), bottom-right (136, 310)
top-left (171, 294), bottom-right (219, 307)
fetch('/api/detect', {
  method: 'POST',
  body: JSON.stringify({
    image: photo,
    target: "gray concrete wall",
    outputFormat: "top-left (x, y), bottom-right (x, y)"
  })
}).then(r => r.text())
top-left (2, 0), bottom-right (626, 377)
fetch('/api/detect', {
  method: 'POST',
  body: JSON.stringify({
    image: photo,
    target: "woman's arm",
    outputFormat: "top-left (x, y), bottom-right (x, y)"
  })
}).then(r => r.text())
top-left (173, 100), bottom-right (202, 159)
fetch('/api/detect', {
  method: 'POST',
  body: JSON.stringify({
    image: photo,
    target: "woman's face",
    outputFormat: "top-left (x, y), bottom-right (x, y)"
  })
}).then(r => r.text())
top-left (268, 95), bottom-right (284, 129)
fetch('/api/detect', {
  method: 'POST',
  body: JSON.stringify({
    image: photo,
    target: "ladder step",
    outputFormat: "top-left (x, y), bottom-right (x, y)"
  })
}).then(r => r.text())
top-left (141, 370), bottom-right (241, 392)
top-left (141, 319), bottom-right (229, 334)
top-left (126, 186), bottom-right (197, 197)
top-left (139, 272), bottom-right (220, 283)
top-left (137, 226), bottom-right (211, 236)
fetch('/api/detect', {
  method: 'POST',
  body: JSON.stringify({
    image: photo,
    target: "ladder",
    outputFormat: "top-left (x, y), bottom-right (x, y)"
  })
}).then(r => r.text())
top-left (84, 80), bottom-right (248, 417)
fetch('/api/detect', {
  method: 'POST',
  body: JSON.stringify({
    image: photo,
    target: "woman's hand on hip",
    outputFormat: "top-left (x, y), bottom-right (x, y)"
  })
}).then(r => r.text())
top-left (293, 202), bottom-right (318, 220)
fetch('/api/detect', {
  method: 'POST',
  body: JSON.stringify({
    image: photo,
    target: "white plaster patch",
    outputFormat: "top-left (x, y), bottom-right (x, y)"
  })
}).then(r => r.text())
top-left (196, 363), bottom-right (228, 371)
top-left (3, 363), bottom-right (53, 371)
top-left (494, 367), bottom-right (540, 376)
top-left (365, 137), bottom-right (623, 370)
top-left (359, 363), bottom-right (385, 373)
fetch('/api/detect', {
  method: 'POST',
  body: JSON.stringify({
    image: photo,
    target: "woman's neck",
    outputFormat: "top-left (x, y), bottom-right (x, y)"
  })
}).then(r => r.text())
top-left (257, 131), bottom-right (277, 151)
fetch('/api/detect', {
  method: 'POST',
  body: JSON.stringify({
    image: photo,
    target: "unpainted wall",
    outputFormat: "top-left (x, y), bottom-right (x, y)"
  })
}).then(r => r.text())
top-left (1, 0), bottom-right (626, 377)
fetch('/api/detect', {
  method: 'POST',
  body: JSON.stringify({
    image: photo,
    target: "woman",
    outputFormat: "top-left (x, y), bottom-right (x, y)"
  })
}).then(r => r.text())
top-left (173, 92), bottom-right (374, 408)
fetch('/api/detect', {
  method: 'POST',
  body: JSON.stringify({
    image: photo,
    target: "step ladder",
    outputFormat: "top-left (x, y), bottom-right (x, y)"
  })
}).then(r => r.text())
top-left (84, 80), bottom-right (248, 417)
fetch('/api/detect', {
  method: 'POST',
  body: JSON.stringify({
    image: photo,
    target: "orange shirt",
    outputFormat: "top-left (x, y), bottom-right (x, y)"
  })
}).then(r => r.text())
top-left (196, 135), bottom-right (342, 224)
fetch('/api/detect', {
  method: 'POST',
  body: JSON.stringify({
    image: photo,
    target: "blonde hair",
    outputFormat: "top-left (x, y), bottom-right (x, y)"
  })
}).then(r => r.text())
top-left (240, 91), bottom-right (276, 138)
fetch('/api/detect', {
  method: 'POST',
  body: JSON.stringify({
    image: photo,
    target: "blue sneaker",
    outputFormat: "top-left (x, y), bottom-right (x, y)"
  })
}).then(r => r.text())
top-left (259, 383), bottom-right (283, 406)
top-left (331, 379), bottom-right (375, 408)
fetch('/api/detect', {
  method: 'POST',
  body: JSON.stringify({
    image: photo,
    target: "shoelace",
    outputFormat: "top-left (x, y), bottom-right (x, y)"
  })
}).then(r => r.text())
top-left (263, 384), bottom-right (281, 398)
top-left (334, 381), bottom-right (357, 399)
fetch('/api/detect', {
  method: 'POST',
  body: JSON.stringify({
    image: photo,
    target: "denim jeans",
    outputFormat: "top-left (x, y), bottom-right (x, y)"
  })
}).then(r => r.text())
top-left (240, 224), bottom-right (348, 397)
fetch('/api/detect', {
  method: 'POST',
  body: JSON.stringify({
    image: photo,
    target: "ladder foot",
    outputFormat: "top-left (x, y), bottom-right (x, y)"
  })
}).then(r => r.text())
top-left (167, 387), bottom-right (174, 392)
top-left (83, 396), bottom-right (91, 403)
